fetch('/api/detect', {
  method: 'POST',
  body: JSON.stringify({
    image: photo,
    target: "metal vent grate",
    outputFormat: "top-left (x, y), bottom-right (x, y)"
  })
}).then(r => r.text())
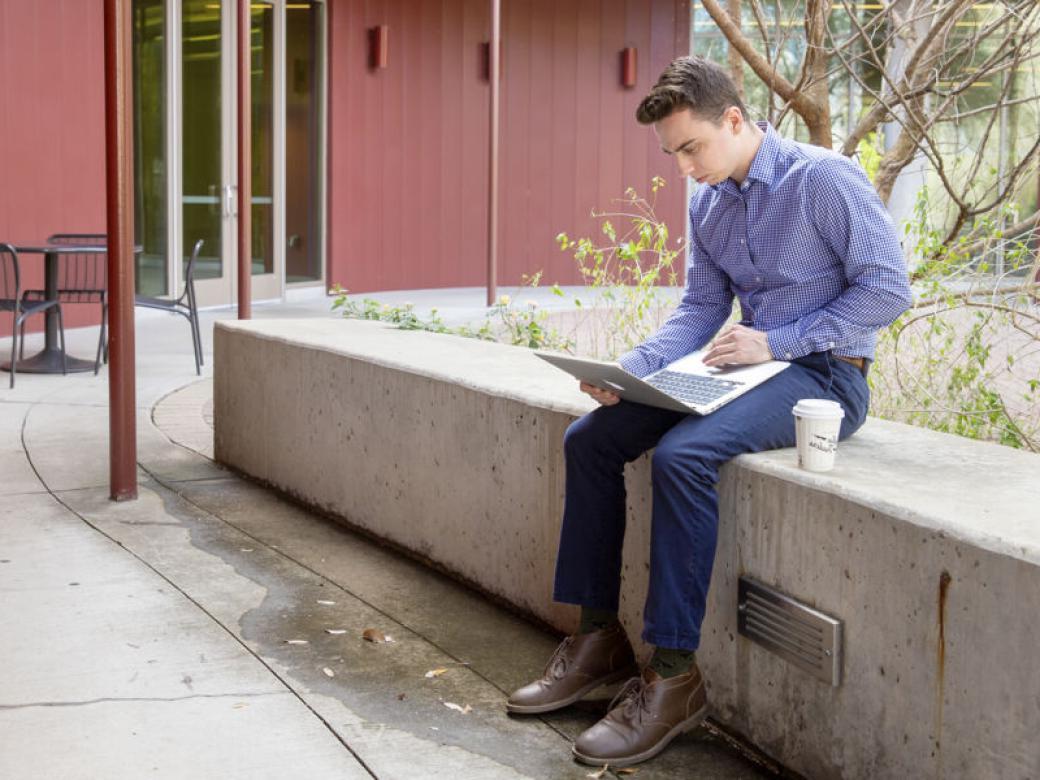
top-left (737, 576), bottom-right (843, 686)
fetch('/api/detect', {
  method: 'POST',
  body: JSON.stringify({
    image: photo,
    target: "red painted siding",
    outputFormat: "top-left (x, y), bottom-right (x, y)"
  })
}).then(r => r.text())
top-left (328, 0), bottom-right (490, 294)
top-left (0, 0), bottom-right (107, 335)
top-left (327, 0), bottom-right (690, 293)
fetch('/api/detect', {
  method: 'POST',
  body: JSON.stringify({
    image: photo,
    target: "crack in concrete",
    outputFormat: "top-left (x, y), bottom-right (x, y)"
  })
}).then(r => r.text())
top-left (0, 400), bottom-right (109, 409)
top-left (0, 690), bottom-right (287, 710)
top-left (118, 519), bottom-right (185, 527)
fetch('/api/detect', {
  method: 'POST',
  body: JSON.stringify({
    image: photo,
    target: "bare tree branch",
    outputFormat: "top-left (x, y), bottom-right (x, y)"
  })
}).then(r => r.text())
top-left (699, 0), bottom-right (833, 145)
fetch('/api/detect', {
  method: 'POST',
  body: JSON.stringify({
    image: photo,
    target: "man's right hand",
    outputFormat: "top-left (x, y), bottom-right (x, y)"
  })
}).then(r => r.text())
top-left (580, 381), bottom-right (620, 406)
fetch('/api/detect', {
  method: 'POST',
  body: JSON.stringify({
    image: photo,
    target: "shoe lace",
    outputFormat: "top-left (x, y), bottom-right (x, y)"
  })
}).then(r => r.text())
top-left (608, 675), bottom-right (650, 724)
top-left (544, 636), bottom-right (575, 680)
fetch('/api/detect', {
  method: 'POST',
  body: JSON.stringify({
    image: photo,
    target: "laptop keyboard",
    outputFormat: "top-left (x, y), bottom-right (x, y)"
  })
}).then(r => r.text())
top-left (646, 370), bottom-right (742, 405)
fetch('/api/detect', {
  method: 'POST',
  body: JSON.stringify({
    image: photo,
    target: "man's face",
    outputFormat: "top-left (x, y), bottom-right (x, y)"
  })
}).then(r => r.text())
top-left (655, 106), bottom-right (744, 186)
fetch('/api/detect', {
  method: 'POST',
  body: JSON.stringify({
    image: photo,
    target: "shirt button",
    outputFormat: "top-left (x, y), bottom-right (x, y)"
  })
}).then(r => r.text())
top-left (785, 352), bottom-right (793, 360)
top-left (739, 238), bottom-right (745, 244)
top-left (755, 276), bottom-right (762, 283)
top-left (827, 341), bottom-right (835, 349)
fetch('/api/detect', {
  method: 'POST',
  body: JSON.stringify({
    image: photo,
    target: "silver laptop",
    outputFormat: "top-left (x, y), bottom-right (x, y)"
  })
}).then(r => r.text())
top-left (536, 350), bottom-right (790, 415)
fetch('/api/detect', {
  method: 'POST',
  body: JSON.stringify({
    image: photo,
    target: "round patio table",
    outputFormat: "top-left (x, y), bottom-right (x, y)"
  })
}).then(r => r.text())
top-left (3, 242), bottom-right (107, 374)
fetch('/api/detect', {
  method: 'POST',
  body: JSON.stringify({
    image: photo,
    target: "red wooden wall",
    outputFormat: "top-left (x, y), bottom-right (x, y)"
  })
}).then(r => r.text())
top-left (0, 0), bottom-right (107, 335)
top-left (327, 0), bottom-right (690, 293)
top-left (328, 0), bottom-right (490, 293)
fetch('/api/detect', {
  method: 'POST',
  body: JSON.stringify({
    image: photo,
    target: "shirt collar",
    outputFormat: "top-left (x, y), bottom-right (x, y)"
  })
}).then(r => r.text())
top-left (745, 121), bottom-right (779, 187)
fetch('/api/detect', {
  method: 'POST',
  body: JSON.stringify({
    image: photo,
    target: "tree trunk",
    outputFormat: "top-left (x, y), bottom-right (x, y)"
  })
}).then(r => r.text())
top-left (802, 0), bottom-right (833, 148)
top-left (727, 0), bottom-right (745, 100)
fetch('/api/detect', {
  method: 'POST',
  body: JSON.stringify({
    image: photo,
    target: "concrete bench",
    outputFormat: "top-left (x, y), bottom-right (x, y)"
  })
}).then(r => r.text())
top-left (214, 318), bottom-right (1040, 779)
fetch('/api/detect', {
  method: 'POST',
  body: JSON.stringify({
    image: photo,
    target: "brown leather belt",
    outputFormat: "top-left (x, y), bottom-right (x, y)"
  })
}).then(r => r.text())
top-left (833, 354), bottom-right (866, 372)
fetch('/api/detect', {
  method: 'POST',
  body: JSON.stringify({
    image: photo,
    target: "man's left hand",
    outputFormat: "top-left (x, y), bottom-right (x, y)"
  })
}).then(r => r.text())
top-left (703, 324), bottom-right (773, 367)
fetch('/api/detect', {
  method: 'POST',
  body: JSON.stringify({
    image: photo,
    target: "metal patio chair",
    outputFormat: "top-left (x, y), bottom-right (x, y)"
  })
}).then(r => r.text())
top-left (21, 233), bottom-right (107, 374)
top-left (1, 243), bottom-right (67, 388)
top-left (135, 239), bottom-right (204, 375)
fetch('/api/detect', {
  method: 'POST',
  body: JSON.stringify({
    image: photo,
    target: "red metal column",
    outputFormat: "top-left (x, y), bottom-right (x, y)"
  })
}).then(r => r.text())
top-left (237, 0), bottom-right (252, 318)
top-left (486, 0), bottom-right (501, 307)
top-left (104, 0), bottom-right (137, 501)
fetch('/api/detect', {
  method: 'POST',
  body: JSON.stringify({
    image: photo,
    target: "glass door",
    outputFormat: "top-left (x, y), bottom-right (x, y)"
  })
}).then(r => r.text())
top-left (181, 0), bottom-right (231, 305)
top-left (179, 0), bottom-right (281, 306)
top-left (134, 0), bottom-right (325, 306)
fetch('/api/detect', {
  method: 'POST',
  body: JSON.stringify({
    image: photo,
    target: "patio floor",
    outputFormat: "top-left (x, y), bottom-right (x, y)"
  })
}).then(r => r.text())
top-left (0, 291), bottom-right (782, 779)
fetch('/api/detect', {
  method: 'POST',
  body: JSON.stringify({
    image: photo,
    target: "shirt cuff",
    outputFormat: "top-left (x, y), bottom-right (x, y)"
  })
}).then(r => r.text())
top-left (617, 349), bottom-right (653, 378)
top-left (766, 324), bottom-right (810, 361)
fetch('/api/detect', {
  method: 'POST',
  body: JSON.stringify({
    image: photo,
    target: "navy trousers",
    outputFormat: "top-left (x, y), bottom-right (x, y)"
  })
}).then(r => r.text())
top-left (552, 352), bottom-right (870, 651)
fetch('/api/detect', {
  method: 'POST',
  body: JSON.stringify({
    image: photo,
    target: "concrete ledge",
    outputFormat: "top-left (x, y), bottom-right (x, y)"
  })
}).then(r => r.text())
top-left (215, 318), bottom-right (1040, 779)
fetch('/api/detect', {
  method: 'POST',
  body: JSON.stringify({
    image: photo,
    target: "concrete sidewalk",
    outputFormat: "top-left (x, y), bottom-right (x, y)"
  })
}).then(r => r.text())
top-left (0, 296), bottom-right (777, 779)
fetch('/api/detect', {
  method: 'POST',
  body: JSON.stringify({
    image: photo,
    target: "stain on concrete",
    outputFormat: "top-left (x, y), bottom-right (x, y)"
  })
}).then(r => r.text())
top-left (935, 569), bottom-right (952, 763)
top-left (136, 476), bottom-right (589, 778)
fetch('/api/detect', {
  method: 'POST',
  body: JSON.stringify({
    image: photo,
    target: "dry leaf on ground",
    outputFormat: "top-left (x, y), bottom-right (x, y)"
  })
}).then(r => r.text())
top-left (443, 702), bottom-right (473, 714)
top-left (325, 629), bottom-right (347, 635)
top-left (322, 667), bottom-right (335, 678)
top-left (616, 770), bottom-right (639, 776)
top-left (362, 628), bottom-right (386, 643)
top-left (586, 766), bottom-right (609, 779)
top-left (285, 639), bottom-right (309, 645)
top-left (397, 692), bottom-right (407, 701)
top-left (424, 668), bottom-right (449, 679)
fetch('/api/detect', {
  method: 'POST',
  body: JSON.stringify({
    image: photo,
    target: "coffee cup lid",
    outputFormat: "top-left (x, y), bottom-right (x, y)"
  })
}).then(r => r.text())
top-left (792, 399), bottom-right (845, 419)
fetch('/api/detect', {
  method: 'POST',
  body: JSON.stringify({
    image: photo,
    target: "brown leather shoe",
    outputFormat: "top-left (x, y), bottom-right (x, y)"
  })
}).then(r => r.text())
top-left (571, 665), bottom-right (708, 767)
top-left (506, 623), bottom-right (637, 714)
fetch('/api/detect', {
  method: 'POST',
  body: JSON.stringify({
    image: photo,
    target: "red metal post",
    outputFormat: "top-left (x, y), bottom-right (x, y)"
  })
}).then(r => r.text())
top-left (104, 0), bottom-right (137, 501)
top-left (237, 0), bottom-right (252, 318)
top-left (486, 0), bottom-right (501, 307)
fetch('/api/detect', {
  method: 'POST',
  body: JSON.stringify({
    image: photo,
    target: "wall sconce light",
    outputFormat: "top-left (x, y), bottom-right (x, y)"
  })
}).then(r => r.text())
top-left (621, 47), bottom-right (637, 88)
top-left (481, 41), bottom-right (502, 81)
top-left (369, 25), bottom-right (388, 69)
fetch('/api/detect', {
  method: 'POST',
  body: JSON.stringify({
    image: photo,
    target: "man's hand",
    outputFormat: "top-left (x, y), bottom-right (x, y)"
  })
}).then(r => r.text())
top-left (580, 381), bottom-right (620, 406)
top-left (703, 324), bottom-right (773, 367)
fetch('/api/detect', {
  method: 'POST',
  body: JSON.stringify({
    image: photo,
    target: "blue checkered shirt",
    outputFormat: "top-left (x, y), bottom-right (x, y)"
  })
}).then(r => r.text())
top-left (618, 124), bottom-right (913, 377)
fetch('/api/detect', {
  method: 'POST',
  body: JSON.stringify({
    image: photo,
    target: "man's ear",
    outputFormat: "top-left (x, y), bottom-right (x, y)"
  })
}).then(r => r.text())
top-left (724, 106), bottom-right (744, 134)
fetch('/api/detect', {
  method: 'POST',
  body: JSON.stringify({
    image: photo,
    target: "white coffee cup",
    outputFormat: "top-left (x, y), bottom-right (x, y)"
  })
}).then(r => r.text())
top-left (792, 399), bottom-right (845, 472)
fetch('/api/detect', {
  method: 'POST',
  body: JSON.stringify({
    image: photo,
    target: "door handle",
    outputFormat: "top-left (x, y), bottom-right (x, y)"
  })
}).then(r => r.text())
top-left (223, 185), bottom-right (236, 217)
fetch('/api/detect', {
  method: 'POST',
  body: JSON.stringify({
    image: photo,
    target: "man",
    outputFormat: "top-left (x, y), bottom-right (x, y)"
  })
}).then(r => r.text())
top-left (506, 56), bottom-right (913, 767)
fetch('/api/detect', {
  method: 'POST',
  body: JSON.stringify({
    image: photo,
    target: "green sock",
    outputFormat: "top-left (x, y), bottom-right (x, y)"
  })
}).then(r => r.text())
top-left (649, 646), bottom-right (696, 678)
top-left (578, 607), bottom-right (618, 634)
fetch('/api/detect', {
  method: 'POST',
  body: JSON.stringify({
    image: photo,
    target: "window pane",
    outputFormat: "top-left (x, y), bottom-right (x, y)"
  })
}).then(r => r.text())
top-left (251, 3), bottom-right (275, 276)
top-left (183, 0), bottom-right (223, 281)
top-left (133, 0), bottom-right (168, 296)
top-left (285, 1), bottom-right (325, 283)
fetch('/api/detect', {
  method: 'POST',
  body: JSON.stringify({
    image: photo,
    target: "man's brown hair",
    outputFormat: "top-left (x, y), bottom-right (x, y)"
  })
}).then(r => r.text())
top-left (636, 56), bottom-right (748, 126)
